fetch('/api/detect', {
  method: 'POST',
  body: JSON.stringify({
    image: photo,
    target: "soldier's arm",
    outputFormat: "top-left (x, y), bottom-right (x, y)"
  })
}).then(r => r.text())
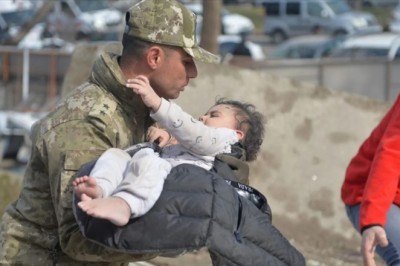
top-left (40, 119), bottom-right (156, 261)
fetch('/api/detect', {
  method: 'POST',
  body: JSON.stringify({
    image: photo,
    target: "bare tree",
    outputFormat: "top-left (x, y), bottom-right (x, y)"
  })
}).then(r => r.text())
top-left (199, 0), bottom-right (221, 55)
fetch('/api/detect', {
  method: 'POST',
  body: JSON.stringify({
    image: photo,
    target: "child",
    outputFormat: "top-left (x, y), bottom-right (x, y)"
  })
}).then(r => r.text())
top-left (73, 75), bottom-right (265, 226)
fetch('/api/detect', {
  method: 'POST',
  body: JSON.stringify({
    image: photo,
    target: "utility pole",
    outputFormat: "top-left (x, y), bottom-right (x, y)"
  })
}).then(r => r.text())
top-left (199, 0), bottom-right (221, 55)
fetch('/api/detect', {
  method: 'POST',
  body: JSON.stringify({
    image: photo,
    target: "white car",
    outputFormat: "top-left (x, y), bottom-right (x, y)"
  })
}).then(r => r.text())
top-left (18, 23), bottom-right (75, 51)
top-left (218, 34), bottom-right (265, 62)
top-left (185, 3), bottom-right (254, 35)
top-left (329, 33), bottom-right (400, 61)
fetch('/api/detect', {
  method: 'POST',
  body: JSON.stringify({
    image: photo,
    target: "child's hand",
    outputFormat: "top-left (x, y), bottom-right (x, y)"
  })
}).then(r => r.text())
top-left (147, 126), bottom-right (174, 147)
top-left (126, 75), bottom-right (161, 111)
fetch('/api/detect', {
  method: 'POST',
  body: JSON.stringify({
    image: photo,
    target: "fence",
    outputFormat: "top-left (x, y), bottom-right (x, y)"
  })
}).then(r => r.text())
top-left (1, 45), bottom-right (400, 111)
top-left (0, 45), bottom-right (72, 110)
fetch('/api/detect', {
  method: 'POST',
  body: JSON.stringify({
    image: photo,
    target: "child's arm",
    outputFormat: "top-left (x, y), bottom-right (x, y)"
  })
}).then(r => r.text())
top-left (151, 99), bottom-right (239, 156)
top-left (126, 75), bottom-right (161, 112)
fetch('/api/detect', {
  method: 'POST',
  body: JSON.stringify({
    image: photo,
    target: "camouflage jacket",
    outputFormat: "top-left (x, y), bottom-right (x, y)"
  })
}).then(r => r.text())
top-left (0, 52), bottom-right (157, 265)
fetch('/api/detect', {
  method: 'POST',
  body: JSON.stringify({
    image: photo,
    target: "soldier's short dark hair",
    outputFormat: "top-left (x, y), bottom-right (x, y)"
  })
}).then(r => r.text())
top-left (121, 34), bottom-right (153, 59)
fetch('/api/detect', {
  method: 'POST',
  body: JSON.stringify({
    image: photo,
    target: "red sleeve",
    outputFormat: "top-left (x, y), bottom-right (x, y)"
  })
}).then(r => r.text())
top-left (360, 96), bottom-right (400, 229)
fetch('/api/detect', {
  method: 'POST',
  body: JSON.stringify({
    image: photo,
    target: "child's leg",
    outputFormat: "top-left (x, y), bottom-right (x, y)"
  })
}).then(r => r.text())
top-left (77, 148), bottom-right (172, 225)
top-left (113, 147), bottom-right (172, 218)
top-left (78, 194), bottom-right (131, 226)
top-left (72, 175), bottom-right (102, 199)
top-left (88, 148), bottom-right (131, 197)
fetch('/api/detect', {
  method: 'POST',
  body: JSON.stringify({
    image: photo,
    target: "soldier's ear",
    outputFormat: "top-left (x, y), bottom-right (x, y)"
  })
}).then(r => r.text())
top-left (147, 46), bottom-right (163, 69)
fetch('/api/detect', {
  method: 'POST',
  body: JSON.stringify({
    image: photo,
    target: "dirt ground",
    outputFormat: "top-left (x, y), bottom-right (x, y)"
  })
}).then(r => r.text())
top-left (1, 42), bottom-right (391, 265)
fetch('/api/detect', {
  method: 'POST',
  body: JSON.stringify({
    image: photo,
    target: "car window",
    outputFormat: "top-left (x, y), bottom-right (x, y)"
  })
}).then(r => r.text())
top-left (263, 3), bottom-right (280, 16)
top-left (331, 47), bottom-right (389, 58)
top-left (269, 42), bottom-right (319, 59)
top-left (1, 9), bottom-right (35, 28)
top-left (320, 40), bottom-right (341, 57)
top-left (286, 2), bottom-right (301, 15)
top-left (295, 46), bottom-right (318, 58)
top-left (269, 45), bottom-right (291, 59)
top-left (325, 0), bottom-right (351, 14)
top-left (361, 48), bottom-right (389, 57)
top-left (307, 2), bottom-right (324, 18)
top-left (330, 48), bottom-right (355, 58)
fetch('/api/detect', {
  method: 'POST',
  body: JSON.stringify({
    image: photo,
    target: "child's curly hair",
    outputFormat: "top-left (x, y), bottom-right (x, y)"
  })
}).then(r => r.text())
top-left (214, 98), bottom-right (265, 161)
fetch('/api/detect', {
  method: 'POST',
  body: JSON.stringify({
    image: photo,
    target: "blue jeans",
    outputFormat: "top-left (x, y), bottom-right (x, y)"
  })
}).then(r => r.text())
top-left (346, 204), bottom-right (400, 266)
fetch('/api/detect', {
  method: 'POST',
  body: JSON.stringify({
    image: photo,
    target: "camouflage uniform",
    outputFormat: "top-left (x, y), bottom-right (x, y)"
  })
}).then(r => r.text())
top-left (0, 0), bottom-right (218, 264)
top-left (0, 52), bottom-right (156, 265)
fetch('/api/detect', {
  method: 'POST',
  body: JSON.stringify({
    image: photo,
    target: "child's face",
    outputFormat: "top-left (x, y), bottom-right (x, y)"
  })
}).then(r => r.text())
top-left (199, 104), bottom-right (238, 130)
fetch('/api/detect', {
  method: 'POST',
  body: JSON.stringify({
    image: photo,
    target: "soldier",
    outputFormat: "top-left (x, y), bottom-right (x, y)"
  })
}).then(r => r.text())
top-left (0, 0), bottom-right (218, 264)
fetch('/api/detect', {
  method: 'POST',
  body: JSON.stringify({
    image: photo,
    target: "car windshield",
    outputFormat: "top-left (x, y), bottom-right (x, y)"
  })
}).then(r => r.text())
top-left (74, 0), bottom-right (109, 12)
top-left (2, 9), bottom-right (35, 27)
top-left (270, 44), bottom-right (320, 59)
top-left (325, 0), bottom-right (351, 14)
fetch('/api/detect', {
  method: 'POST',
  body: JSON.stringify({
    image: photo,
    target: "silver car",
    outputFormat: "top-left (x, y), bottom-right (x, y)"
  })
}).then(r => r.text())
top-left (329, 32), bottom-right (400, 61)
top-left (185, 3), bottom-right (255, 35)
top-left (256, 0), bottom-right (382, 43)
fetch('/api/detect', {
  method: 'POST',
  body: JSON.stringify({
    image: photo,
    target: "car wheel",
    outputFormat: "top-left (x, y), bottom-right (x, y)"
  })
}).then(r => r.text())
top-left (270, 30), bottom-right (287, 44)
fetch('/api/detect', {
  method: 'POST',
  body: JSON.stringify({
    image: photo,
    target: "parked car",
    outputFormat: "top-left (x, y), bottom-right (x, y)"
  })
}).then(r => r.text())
top-left (46, 0), bottom-right (123, 42)
top-left (218, 34), bottom-right (265, 62)
top-left (255, 0), bottom-right (382, 44)
top-left (267, 34), bottom-right (345, 60)
top-left (185, 3), bottom-right (255, 35)
top-left (390, 1), bottom-right (400, 33)
top-left (328, 33), bottom-right (400, 61)
top-left (18, 22), bottom-right (75, 50)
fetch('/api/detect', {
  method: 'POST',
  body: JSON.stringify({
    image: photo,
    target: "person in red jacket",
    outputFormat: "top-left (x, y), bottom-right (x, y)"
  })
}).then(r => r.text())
top-left (341, 94), bottom-right (400, 266)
